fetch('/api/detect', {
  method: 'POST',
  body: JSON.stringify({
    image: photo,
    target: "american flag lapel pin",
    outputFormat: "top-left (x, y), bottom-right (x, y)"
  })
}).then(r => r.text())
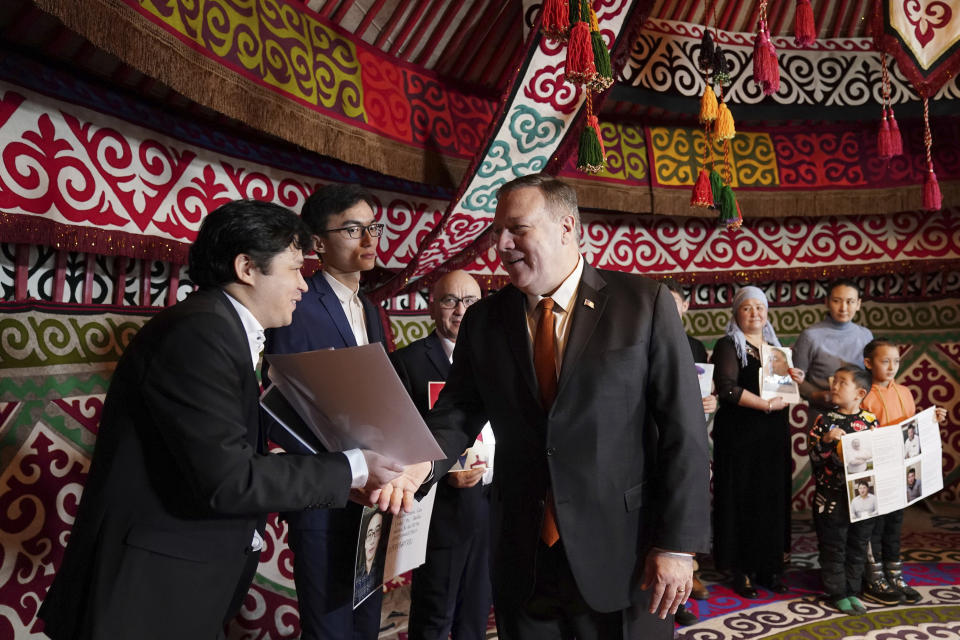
top-left (583, 299), bottom-right (595, 309)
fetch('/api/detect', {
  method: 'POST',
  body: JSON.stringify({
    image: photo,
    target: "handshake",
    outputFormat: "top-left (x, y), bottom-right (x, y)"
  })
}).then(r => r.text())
top-left (351, 454), bottom-right (433, 514)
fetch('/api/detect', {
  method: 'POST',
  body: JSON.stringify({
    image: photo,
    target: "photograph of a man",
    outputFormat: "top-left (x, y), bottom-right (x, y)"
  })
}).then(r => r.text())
top-left (903, 421), bottom-right (921, 458)
top-left (849, 478), bottom-right (879, 520)
top-left (906, 466), bottom-right (923, 502)
top-left (844, 437), bottom-right (873, 474)
top-left (760, 345), bottom-right (801, 403)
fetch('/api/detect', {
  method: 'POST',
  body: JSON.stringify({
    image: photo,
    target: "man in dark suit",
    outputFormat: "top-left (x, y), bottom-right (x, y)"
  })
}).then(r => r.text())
top-left (264, 183), bottom-right (389, 639)
top-left (391, 270), bottom-right (493, 640)
top-left (38, 200), bottom-right (406, 640)
top-left (390, 174), bottom-right (712, 639)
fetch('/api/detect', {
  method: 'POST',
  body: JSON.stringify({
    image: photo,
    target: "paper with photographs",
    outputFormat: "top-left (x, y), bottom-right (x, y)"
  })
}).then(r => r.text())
top-left (429, 381), bottom-right (496, 476)
top-left (353, 486), bottom-right (437, 608)
top-left (759, 344), bottom-right (801, 404)
top-left (695, 363), bottom-right (714, 399)
top-left (264, 343), bottom-right (445, 463)
top-left (842, 407), bottom-right (942, 523)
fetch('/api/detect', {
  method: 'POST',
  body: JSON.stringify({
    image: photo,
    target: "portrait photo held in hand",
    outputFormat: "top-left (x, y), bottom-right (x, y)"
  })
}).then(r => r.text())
top-left (760, 345), bottom-right (801, 404)
top-left (354, 508), bottom-right (392, 608)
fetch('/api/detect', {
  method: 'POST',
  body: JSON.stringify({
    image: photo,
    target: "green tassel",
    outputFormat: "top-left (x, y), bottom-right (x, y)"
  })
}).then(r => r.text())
top-left (718, 185), bottom-right (738, 223)
top-left (589, 31), bottom-right (613, 91)
top-left (709, 170), bottom-right (723, 208)
top-left (577, 124), bottom-right (605, 173)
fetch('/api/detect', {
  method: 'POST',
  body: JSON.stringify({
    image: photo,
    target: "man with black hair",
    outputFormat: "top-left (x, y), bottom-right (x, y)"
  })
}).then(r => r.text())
top-left (38, 200), bottom-right (406, 640)
top-left (264, 183), bottom-right (390, 640)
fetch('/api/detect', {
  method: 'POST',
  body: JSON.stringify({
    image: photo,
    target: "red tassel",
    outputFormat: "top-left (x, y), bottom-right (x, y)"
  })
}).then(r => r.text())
top-left (888, 110), bottom-right (903, 157)
top-left (924, 167), bottom-right (942, 211)
top-left (752, 22), bottom-right (779, 95)
top-left (877, 112), bottom-right (892, 159)
top-left (794, 0), bottom-right (816, 46)
top-left (541, 0), bottom-right (569, 41)
top-left (691, 169), bottom-right (713, 208)
top-left (565, 20), bottom-right (595, 84)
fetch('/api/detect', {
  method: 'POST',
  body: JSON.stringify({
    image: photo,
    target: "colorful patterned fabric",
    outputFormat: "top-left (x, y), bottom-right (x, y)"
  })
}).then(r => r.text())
top-left (873, 0), bottom-right (960, 97)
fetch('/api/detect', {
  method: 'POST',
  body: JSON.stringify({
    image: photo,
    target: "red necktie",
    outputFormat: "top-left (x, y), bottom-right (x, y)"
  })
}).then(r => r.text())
top-left (534, 298), bottom-right (560, 546)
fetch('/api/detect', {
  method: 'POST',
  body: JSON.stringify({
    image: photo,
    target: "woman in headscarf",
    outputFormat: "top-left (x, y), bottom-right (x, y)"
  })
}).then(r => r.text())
top-left (711, 286), bottom-right (805, 598)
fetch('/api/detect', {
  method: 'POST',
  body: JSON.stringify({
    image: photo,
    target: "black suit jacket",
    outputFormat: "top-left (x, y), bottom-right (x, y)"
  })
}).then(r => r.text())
top-left (426, 264), bottom-right (711, 612)
top-left (39, 289), bottom-right (352, 640)
top-left (391, 331), bottom-right (487, 546)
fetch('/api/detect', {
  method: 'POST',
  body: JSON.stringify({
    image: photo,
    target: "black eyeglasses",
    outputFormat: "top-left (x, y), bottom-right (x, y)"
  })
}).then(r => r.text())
top-left (322, 223), bottom-right (384, 239)
top-left (437, 295), bottom-right (479, 309)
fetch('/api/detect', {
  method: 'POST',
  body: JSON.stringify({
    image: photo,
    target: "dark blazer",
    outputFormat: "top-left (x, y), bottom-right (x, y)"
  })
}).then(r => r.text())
top-left (426, 264), bottom-right (711, 612)
top-left (39, 289), bottom-right (352, 640)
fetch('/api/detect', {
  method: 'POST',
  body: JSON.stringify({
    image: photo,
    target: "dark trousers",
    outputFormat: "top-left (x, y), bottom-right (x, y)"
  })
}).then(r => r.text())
top-left (813, 492), bottom-right (873, 599)
top-left (408, 520), bottom-right (492, 640)
top-left (493, 542), bottom-right (672, 640)
top-left (868, 509), bottom-right (904, 563)
top-left (288, 527), bottom-right (382, 640)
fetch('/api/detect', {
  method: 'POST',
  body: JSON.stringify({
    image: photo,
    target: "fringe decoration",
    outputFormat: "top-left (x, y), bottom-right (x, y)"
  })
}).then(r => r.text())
top-left (922, 97), bottom-right (941, 211)
top-left (877, 111), bottom-right (892, 159)
top-left (565, 0), bottom-right (595, 85)
top-left (698, 30), bottom-right (715, 72)
top-left (752, 12), bottom-right (779, 96)
top-left (794, 0), bottom-right (816, 46)
top-left (710, 169), bottom-right (724, 208)
top-left (691, 169), bottom-right (713, 207)
top-left (577, 94), bottom-right (605, 173)
top-left (718, 185), bottom-right (742, 230)
top-left (715, 102), bottom-right (736, 140)
top-left (888, 109), bottom-right (903, 157)
top-left (541, 0), bottom-right (570, 41)
top-left (699, 84), bottom-right (718, 123)
top-left (587, 6), bottom-right (613, 91)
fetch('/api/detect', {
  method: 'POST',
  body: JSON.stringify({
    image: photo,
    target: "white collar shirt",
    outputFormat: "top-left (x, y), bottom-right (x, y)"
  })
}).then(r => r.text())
top-left (323, 271), bottom-right (369, 346)
top-left (524, 254), bottom-right (584, 377)
top-left (222, 291), bottom-right (265, 371)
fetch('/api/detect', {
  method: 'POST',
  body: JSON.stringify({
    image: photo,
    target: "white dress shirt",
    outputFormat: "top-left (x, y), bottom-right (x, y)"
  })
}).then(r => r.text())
top-left (524, 254), bottom-right (584, 377)
top-left (323, 271), bottom-right (369, 347)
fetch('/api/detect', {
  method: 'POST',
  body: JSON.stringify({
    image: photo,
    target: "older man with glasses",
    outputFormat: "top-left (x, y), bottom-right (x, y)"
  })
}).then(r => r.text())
top-left (391, 270), bottom-right (494, 640)
top-left (264, 183), bottom-right (391, 640)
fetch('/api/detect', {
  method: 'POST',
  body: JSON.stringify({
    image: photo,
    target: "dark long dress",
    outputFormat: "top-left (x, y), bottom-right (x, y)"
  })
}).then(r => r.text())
top-left (711, 336), bottom-right (792, 577)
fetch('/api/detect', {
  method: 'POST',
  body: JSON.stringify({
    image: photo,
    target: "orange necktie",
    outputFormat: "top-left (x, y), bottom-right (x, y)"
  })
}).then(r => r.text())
top-left (534, 298), bottom-right (560, 546)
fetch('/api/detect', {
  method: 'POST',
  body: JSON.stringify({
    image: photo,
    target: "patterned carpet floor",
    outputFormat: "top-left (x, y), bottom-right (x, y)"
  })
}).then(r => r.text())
top-left (378, 502), bottom-right (960, 639)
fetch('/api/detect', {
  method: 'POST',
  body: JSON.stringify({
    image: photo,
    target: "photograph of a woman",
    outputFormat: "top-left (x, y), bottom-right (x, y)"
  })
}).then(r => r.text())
top-left (353, 507), bottom-right (392, 608)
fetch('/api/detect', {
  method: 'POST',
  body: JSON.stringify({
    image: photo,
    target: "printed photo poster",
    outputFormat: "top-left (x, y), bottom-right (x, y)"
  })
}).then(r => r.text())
top-left (353, 485), bottom-right (438, 609)
top-left (695, 363), bottom-right (713, 399)
top-left (842, 407), bottom-right (942, 522)
top-left (353, 507), bottom-right (392, 608)
top-left (429, 381), bottom-right (496, 476)
top-left (759, 344), bottom-right (801, 404)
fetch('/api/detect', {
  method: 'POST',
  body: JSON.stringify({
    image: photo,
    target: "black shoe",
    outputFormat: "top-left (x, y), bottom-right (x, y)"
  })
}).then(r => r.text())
top-left (674, 604), bottom-right (698, 626)
top-left (862, 578), bottom-right (903, 606)
top-left (733, 573), bottom-right (759, 599)
top-left (757, 573), bottom-right (789, 594)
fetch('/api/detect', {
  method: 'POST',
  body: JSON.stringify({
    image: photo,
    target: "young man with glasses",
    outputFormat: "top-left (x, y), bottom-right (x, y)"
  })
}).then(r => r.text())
top-left (264, 183), bottom-right (389, 640)
top-left (391, 270), bottom-right (494, 640)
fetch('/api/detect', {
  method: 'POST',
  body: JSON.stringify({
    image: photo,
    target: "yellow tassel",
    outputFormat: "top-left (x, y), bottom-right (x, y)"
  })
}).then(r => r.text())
top-left (699, 84), bottom-right (718, 123)
top-left (716, 102), bottom-right (736, 140)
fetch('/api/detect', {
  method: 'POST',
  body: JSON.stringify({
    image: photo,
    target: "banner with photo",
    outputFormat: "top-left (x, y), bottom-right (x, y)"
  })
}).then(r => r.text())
top-left (842, 407), bottom-right (943, 523)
